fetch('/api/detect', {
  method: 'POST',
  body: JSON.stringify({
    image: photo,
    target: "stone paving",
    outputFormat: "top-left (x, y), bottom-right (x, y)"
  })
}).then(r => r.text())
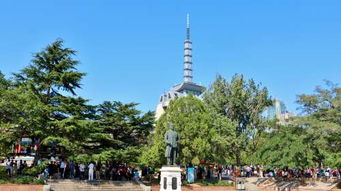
top-left (48, 179), bottom-right (143, 191)
top-left (248, 177), bottom-right (341, 191)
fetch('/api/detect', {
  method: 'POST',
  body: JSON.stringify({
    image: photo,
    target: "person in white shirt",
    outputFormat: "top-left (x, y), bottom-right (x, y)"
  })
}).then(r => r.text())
top-left (60, 160), bottom-right (67, 178)
top-left (5, 159), bottom-right (11, 176)
top-left (88, 162), bottom-right (95, 181)
top-left (79, 163), bottom-right (85, 180)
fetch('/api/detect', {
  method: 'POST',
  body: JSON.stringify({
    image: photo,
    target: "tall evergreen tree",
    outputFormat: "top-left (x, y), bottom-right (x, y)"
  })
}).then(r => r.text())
top-left (0, 40), bottom-right (155, 162)
top-left (11, 39), bottom-right (93, 157)
top-left (87, 101), bottom-right (154, 163)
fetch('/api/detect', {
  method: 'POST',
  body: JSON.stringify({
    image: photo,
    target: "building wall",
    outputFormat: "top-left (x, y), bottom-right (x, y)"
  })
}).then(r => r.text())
top-left (155, 103), bottom-right (165, 120)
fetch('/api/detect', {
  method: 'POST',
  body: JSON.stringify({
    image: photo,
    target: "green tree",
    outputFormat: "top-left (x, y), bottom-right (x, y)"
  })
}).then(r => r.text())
top-left (0, 40), bottom-right (155, 163)
top-left (141, 95), bottom-right (235, 167)
top-left (295, 81), bottom-right (341, 168)
top-left (0, 72), bottom-right (10, 90)
top-left (0, 72), bottom-right (14, 156)
top-left (254, 126), bottom-right (314, 168)
top-left (0, 71), bottom-right (48, 156)
top-left (253, 81), bottom-right (341, 169)
top-left (9, 39), bottom-right (93, 157)
top-left (87, 101), bottom-right (154, 163)
top-left (203, 74), bottom-right (272, 165)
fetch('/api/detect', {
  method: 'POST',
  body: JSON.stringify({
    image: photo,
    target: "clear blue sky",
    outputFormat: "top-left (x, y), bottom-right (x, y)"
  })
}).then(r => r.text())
top-left (1, 0), bottom-right (340, 113)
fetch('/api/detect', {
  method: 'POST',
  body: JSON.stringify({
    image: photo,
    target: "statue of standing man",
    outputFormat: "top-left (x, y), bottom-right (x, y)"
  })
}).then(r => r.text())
top-left (164, 123), bottom-right (179, 165)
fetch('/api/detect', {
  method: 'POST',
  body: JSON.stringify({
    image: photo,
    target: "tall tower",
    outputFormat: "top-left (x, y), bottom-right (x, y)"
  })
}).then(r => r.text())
top-left (183, 14), bottom-right (193, 83)
top-left (155, 14), bottom-right (206, 120)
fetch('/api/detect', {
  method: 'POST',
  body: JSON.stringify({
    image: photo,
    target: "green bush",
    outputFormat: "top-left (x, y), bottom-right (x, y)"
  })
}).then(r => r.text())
top-left (0, 166), bottom-right (6, 179)
top-left (14, 176), bottom-right (35, 184)
top-left (16, 176), bottom-right (44, 185)
top-left (0, 179), bottom-right (8, 184)
top-left (23, 160), bottom-right (49, 176)
top-left (0, 162), bottom-right (45, 185)
top-left (182, 180), bottom-right (189, 185)
top-left (33, 178), bottom-right (45, 185)
top-left (0, 174), bottom-right (44, 185)
top-left (200, 180), bottom-right (233, 186)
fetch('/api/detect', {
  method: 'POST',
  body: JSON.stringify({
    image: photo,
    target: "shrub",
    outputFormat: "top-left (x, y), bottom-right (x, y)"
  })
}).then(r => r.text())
top-left (33, 178), bottom-right (45, 185)
top-left (200, 180), bottom-right (233, 186)
top-left (13, 176), bottom-right (35, 184)
top-left (23, 160), bottom-right (49, 176)
top-left (0, 166), bottom-right (6, 179)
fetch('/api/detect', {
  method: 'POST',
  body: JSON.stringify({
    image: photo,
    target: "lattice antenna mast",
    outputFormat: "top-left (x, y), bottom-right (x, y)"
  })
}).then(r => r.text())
top-left (183, 14), bottom-right (193, 83)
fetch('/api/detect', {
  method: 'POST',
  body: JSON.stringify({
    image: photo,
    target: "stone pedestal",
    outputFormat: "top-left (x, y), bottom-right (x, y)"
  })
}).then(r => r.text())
top-left (160, 166), bottom-right (182, 191)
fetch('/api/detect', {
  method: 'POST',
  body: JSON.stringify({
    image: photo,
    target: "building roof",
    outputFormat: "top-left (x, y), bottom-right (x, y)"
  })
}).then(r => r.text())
top-left (172, 82), bottom-right (206, 93)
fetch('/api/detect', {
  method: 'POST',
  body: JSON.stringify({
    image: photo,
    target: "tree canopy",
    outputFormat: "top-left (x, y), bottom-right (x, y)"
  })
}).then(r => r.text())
top-left (251, 81), bottom-right (341, 169)
top-left (140, 95), bottom-right (235, 167)
top-left (0, 39), bottom-right (339, 170)
top-left (203, 74), bottom-right (272, 165)
top-left (294, 81), bottom-right (341, 168)
top-left (253, 126), bottom-right (314, 168)
top-left (0, 40), bottom-right (153, 163)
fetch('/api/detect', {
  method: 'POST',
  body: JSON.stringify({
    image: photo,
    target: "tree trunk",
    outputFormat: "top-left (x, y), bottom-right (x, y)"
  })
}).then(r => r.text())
top-left (236, 149), bottom-right (241, 166)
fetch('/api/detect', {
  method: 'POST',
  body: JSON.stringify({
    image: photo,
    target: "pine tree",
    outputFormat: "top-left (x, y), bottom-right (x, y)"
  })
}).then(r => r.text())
top-left (87, 101), bottom-right (154, 163)
top-left (11, 39), bottom-right (92, 157)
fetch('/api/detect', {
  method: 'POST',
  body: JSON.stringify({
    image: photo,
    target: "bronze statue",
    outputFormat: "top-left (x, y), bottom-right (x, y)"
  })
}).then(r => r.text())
top-left (164, 123), bottom-right (179, 165)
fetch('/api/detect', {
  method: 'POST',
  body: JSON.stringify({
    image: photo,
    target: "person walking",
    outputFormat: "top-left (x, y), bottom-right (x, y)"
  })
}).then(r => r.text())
top-left (88, 162), bottom-right (95, 181)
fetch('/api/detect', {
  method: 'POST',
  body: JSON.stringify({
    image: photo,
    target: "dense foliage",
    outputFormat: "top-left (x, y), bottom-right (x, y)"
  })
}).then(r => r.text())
top-left (0, 40), bottom-right (153, 163)
top-left (253, 126), bottom-right (314, 168)
top-left (295, 81), bottom-right (341, 168)
top-left (0, 39), bottom-right (339, 170)
top-left (203, 74), bottom-right (272, 165)
top-left (251, 81), bottom-right (341, 169)
top-left (140, 95), bottom-right (235, 166)
top-left (0, 166), bottom-right (44, 184)
top-left (87, 101), bottom-right (154, 163)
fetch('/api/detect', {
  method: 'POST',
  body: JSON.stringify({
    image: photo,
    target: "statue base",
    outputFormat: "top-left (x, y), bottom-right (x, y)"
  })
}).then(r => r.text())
top-left (160, 166), bottom-right (182, 191)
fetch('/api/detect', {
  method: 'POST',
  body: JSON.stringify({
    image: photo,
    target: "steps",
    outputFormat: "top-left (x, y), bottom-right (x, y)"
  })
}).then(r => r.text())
top-left (48, 179), bottom-right (143, 191)
top-left (257, 177), bottom-right (341, 191)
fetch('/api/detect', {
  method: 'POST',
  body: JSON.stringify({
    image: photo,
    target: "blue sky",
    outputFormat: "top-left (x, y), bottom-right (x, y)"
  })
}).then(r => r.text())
top-left (0, 0), bottom-right (340, 113)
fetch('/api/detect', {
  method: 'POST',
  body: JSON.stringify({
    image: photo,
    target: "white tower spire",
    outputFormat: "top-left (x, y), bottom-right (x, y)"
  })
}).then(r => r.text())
top-left (183, 13), bottom-right (193, 83)
top-left (186, 13), bottom-right (190, 39)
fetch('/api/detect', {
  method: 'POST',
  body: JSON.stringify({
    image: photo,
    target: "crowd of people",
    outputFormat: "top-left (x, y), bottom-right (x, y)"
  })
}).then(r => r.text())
top-left (4, 158), bottom-right (28, 177)
top-left (44, 160), bottom-right (140, 181)
top-left (190, 165), bottom-right (341, 181)
top-left (3, 156), bottom-right (340, 183)
top-left (222, 165), bottom-right (341, 180)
